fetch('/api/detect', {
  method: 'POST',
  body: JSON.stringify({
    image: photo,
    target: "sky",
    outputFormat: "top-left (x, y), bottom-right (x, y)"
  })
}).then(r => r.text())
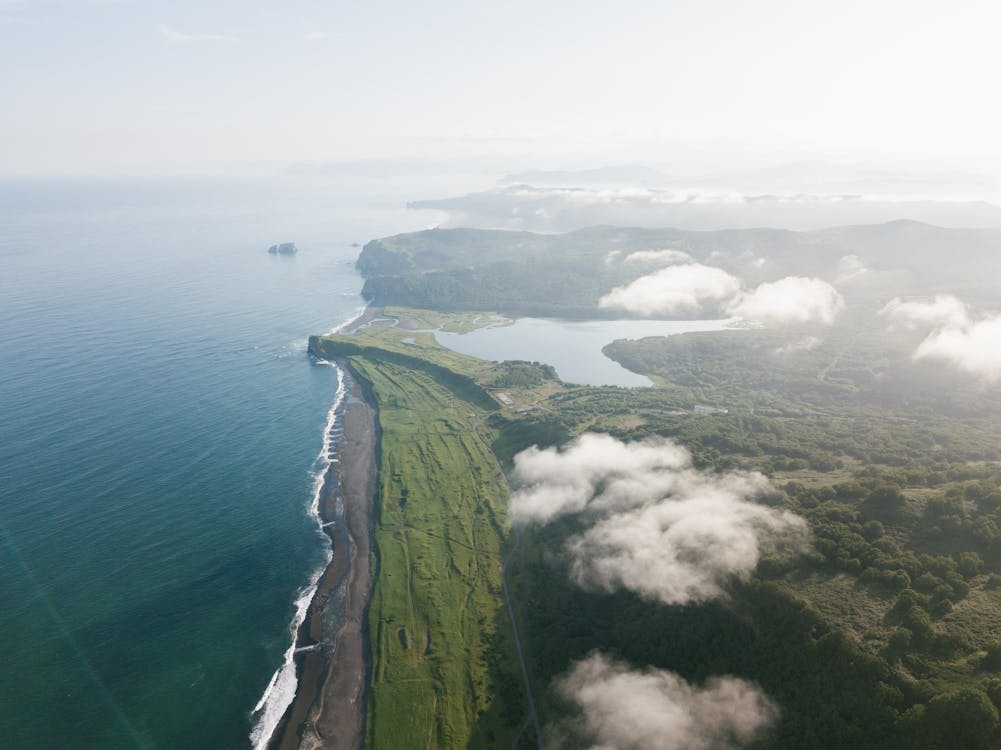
top-left (2, 0), bottom-right (1001, 178)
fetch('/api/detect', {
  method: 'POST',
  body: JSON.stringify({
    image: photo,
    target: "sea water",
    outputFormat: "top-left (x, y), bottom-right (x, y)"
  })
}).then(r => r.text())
top-left (0, 174), bottom-right (457, 749)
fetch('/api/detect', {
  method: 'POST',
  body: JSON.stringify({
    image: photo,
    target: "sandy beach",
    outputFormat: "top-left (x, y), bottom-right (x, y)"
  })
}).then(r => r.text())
top-left (273, 362), bottom-right (378, 750)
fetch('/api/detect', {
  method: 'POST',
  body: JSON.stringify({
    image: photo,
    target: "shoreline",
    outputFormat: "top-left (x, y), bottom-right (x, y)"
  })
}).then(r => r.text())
top-left (339, 305), bottom-right (383, 335)
top-left (272, 360), bottom-right (379, 750)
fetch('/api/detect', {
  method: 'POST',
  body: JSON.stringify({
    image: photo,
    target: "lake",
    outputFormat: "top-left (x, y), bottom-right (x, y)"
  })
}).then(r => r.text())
top-left (436, 317), bottom-right (736, 387)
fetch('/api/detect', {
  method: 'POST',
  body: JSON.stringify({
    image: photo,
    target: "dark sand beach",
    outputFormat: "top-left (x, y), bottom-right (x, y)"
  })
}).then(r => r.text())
top-left (274, 363), bottom-right (378, 750)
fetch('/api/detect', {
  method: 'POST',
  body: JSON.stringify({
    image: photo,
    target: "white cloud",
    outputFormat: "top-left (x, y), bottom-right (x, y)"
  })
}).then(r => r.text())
top-left (510, 435), bottom-right (808, 605)
top-left (624, 248), bottom-right (694, 265)
top-left (914, 315), bottom-right (1001, 382)
top-left (727, 277), bottom-right (844, 325)
top-left (555, 653), bottom-right (778, 750)
top-left (774, 336), bottom-right (821, 355)
top-left (566, 486), bottom-right (805, 604)
top-left (883, 296), bottom-right (1000, 382)
top-left (301, 31), bottom-right (341, 40)
top-left (604, 250), bottom-right (621, 266)
top-left (158, 24), bottom-right (237, 44)
top-left (880, 294), bottom-right (970, 330)
top-left (511, 434), bottom-right (690, 523)
top-left (599, 264), bottom-right (741, 316)
top-left (836, 254), bottom-right (869, 284)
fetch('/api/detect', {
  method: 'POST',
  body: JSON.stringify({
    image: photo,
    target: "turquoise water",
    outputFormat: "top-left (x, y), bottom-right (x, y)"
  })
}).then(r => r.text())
top-left (437, 317), bottom-right (736, 387)
top-left (0, 176), bottom-right (447, 748)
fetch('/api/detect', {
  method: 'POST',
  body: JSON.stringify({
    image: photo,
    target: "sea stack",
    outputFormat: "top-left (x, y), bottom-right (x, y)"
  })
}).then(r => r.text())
top-left (268, 242), bottom-right (298, 255)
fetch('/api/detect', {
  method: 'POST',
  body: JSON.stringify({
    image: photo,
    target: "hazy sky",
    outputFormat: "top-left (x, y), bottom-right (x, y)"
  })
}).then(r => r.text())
top-left (3, 0), bottom-right (1000, 177)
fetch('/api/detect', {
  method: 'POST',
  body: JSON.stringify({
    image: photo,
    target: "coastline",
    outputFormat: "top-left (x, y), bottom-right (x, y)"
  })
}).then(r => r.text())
top-left (271, 360), bottom-right (379, 750)
top-left (339, 305), bottom-right (382, 334)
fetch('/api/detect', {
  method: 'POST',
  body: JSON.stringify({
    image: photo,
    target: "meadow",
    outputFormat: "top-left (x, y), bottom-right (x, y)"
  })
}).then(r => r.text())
top-left (313, 325), bottom-right (532, 748)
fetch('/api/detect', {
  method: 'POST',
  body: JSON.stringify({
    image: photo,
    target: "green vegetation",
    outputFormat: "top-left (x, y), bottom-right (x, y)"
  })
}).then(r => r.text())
top-left (311, 327), bottom-right (533, 749)
top-left (589, 324), bottom-right (1001, 744)
top-left (313, 286), bottom-right (1001, 748)
top-left (357, 227), bottom-right (677, 317)
top-left (382, 306), bottom-right (513, 334)
top-left (356, 224), bottom-right (1001, 317)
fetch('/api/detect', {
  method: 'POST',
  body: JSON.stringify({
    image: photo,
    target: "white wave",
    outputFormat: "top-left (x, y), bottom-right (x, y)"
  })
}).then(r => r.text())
top-left (248, 361), bottom-right (346, 750)
top-left (326, 304), bottom-right (368, 335)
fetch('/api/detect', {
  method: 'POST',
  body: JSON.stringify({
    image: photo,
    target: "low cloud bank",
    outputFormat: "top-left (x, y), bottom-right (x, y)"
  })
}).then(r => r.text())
top-left (511, 434), bottom-right (807, 604)
top-left (915, 315), bottom-right (1001, 382)
top-left (600, 263), bottom-right (843, 324)
top-left (727, 277), bottom-right (844, 325)
top-left (599, 264), bottom-right (741, 316)
top-left (881, 295), bottom-right (970, 329)
top-left (556, 652), bottom-right (778, 750)
top-left (836, 254), bottom-right (869, 284)
top-left (624, 248), bottom-right (694, 265)
top-left (775, 336), bottom-right (821, 355)
top-left (880, 296), bottom-right (1000, 381)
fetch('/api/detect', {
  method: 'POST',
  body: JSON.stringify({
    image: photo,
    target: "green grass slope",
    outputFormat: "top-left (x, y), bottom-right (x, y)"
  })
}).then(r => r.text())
top-left (312, 329), bottom-right (532, 749)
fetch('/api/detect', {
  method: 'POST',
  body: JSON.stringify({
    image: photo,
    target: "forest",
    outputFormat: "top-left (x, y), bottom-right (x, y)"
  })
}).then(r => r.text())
top-left (334, 220), bottom-right (1001, 747)
top-left (494, 324), bottom-right (1001, 749)
top-left (316, 304), bottom-right (1001, 748)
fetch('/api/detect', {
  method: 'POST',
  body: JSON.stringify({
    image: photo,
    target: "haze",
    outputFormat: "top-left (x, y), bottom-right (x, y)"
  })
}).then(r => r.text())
top-left (3, 0), bottom-right (1001, 187)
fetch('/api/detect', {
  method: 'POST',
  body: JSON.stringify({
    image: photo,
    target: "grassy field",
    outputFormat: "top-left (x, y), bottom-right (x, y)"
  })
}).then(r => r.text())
top-left (382, 306), bottom-right (513, 334)
top-left (313, 326), bottom-right (533, 749)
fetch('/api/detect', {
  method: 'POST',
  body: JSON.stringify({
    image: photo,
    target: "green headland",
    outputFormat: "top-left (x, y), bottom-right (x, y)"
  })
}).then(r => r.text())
top-left (303, 221), bottom-right (1001, 750)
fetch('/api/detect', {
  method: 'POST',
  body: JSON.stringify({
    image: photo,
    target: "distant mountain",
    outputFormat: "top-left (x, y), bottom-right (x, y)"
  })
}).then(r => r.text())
top-left (498, 165), bottom-right (671, 187)
top-left (355, 222), bottom-right (1001, 317)
top-left (411, 186), bottom-right (1001, 233)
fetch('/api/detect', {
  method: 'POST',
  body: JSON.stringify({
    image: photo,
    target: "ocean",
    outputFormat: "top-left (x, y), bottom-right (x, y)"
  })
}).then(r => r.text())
top-left (0, 174), bottom-right (458, 748)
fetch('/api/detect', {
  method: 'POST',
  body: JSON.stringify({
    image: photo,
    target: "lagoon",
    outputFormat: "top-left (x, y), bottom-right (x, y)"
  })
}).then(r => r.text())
top-left (436, 317), bottom-right (735, 387)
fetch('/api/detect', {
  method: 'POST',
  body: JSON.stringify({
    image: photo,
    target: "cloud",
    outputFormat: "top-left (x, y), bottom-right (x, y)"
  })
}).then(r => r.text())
top-left (604, 250), bottom-right (622, 266)
top-left (565, 485), bottom-right (805, 604)
top-left (882, 296), bottom-right (1000, 381)
top-left (301, 31), bottom-right (341, 40)
top-left (510, 434), bottom-right (807, 605)
top-left (158, 24), bottom-right (236, 44)
top-left (600, 267), bottom-right (843, 324)
top-left (555, 653), bottom-right (778, 750)
top-left (914, 315), bottom-right (1001, 382)
top-left (624, 249), bottom-right (694, 265)
top-left (727, 277), bottom-right (844, 325)
top-left (836, 254), bottom-right (869, 284)
top-left (880, 294), bottom-right (970, 330)
top-left (599, 264), bottom-right (741, 316)
top-left (774, 336), bottom-right (821, 355)
top-left (511, 434), bottom-right (690, 523)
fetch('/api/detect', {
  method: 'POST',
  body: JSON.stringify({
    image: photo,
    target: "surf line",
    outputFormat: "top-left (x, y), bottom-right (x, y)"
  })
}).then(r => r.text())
top-left (248, 360), bottom-right (345, 750)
